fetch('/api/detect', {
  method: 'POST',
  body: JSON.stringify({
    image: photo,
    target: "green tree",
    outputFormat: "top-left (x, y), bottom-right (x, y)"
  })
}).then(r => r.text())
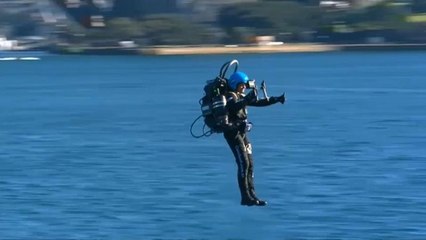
top-left (260, 0), bottom-right (320, 6)
top-left (107, 17), bottom-right (142, 38)
top-left (141, 15), bottom-right (212, 45)
top-left (218, 2), bottom-right (321, 43)
top-left (112, 0), bottom-right (145, 18)
top-left (343, 1), bottom-right (409, 30)
top-left (412, 0), bottom-right (426, 13)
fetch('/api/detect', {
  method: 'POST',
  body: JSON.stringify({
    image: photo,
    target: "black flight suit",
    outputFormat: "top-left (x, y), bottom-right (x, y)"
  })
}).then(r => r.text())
top-left (223, 90), bottom-right (283, 206)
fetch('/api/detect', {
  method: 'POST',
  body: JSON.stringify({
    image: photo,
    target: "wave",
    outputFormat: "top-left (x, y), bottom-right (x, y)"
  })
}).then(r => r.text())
top-left (0, 57), bottom-right (41, 61)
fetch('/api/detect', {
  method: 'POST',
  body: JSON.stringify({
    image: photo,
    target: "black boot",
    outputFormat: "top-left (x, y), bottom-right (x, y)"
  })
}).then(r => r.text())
top-left (241, 198), bottom-right (267, 206)
top-left (248, 182), bottom-right (268, 206)
top-left (241, 198), bottom-right (259, 206)
top-left (246, 155), bottom-right (267, 206)
top-left (237, 172), bottom-right (258, 206)
top-left (241, 185), bottom-right (267, 207)
top-left (254, 199), bottom-right (267, 206)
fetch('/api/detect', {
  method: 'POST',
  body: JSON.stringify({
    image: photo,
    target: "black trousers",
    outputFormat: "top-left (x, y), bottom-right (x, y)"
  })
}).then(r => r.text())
top-left (224, 130), bottom-right (258, 201)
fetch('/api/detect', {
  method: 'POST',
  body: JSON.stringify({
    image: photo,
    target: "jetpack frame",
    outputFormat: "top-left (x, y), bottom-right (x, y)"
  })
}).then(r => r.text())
top-left (190, 59), bottom-right (282, 138)
top-left (219, 59), bottom-right (239, 80)
top-left (190, 60), bottom-right (239, 138)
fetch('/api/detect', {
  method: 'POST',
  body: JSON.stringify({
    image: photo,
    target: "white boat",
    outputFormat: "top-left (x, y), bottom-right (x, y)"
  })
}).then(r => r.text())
top-left (0, 57), bottom-right (18, 61)
top-left (19, 57), bottom-right (41, 61)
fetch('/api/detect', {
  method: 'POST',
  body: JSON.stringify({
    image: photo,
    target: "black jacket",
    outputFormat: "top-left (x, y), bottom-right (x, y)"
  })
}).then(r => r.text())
top-left (223, 90), bottom-right (275, 131)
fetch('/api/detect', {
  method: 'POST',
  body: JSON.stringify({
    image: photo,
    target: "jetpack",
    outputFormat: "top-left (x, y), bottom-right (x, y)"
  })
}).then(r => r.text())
top-left (190, 59), bottom-right (276, 138)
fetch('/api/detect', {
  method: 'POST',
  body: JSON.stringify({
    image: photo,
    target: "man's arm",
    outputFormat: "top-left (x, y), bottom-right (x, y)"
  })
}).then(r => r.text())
top-left (246, 90), bottom-right (285, 107)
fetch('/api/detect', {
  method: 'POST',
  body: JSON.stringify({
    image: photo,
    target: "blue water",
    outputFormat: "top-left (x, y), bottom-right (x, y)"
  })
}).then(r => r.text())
top-left (1, 52), bottom-right (425, 239)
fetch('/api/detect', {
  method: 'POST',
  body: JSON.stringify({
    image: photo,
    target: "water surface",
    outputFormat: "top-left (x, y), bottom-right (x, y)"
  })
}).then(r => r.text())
top-left (1, 52), bottom-right (425, 239)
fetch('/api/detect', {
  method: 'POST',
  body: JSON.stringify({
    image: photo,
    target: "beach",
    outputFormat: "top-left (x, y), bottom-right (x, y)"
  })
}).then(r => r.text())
top-left (138, 43), bottom-right (339, 55)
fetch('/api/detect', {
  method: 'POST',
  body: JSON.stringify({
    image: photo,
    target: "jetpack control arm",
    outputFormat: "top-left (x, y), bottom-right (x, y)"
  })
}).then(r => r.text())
top-left (260, 80), bottom-right (268, 99)
top-left (260, 80), bottom-right (286, 104)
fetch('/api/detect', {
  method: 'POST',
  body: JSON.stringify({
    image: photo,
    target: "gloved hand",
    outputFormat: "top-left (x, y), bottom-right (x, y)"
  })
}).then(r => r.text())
top-left (244, 89), bottom-right (258, 104)
top-left (269, 93), bottom-right (285, 104)
top-left (245, 122), bottom-right (253, 132)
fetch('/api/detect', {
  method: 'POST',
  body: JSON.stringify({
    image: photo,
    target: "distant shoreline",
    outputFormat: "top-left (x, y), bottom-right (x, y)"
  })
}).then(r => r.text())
top-left (138, 43), bottom-right (338, 55)
top-left (6, 43), bottom-right (426, 56)
top-left (138, 43), bottom-right (426, 55)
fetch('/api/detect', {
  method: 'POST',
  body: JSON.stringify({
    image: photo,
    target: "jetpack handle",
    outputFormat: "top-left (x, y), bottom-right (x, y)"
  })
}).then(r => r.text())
top-left (260, 80), bottom-right (286, 103)
top-left (219, 59), bottom-right (239, 79)
top-left (260, 80), bottom-right (268, 99)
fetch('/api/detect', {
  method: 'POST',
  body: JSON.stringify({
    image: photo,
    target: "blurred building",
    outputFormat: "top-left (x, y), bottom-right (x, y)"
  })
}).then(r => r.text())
top-left (48, 0), bottom-right (181, 27)
top-left (49, 0), bottom-right (110, 28)
top-left (0, 0), bottom-right (35, 12)
top-left (0, 36), bottom-right (18, 50)
top-left (348, 0), bottom-right (386, 8)
top-left (111, 0), bottom-right (179, 18)
top-left (320, 1), bottom-right (351, 9)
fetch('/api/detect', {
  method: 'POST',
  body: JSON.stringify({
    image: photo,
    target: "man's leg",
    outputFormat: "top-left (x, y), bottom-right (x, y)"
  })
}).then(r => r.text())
top-left (244, 135), bottom-right (267, 206)
top-left (224, 132), bottom-right (256, 205)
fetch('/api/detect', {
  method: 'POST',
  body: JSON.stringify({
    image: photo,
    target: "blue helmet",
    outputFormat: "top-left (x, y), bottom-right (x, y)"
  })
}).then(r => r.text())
top-left (228, 71), bottom-right (249, 90)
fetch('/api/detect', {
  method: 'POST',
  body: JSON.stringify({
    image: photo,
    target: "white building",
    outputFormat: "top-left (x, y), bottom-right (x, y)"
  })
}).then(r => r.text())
top-left (320, 1), bottom-right (350, 9)
top-left (0, 36), bottom-right (18, 50)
